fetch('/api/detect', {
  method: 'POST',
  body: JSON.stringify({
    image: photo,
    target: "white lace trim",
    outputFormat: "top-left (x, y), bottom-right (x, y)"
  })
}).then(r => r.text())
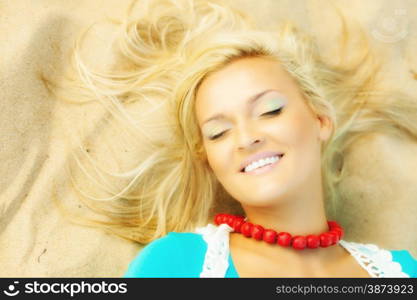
top-left (195, 223), bottom-right (234, 277)
top-left (338, 240), bottom-right (409, 278)
top-left (195, 223), bottom-right (409, 278)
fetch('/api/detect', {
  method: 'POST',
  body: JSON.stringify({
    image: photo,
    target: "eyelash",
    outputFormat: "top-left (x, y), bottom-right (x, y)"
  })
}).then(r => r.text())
top-left (208, 107), bottom-right (283, 140)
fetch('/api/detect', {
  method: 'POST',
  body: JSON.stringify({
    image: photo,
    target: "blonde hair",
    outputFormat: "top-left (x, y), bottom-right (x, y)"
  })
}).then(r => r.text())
top-left (51, 0), bottom-right (417, 244)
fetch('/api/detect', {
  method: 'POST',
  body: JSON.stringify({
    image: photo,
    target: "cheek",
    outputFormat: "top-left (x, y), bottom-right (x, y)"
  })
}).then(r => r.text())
top-left (281, 111), bottom-right (318, 147)
top-left (204, 142), bottom-right (231, 175)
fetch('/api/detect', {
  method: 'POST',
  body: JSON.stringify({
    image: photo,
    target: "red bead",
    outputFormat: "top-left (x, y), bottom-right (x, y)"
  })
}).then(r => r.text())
top-left (292, 236), bottom-right (307, 250)
top-left (328, 231), bottom-right (339, 245)
top-left (241, 222), bottom-right (253, 237)
top-left (263, 229), bottom-right (277, 244)
top-left (327, 221), bottom-right (340, 229)
top-left (319, 233), bottom-right (333, 247)
top-left (331, 228), bottom-right (341, 238)
top-left (232, 218), bottom-right (245, 233)
top-left (225, 215), bottom-right (236, 227)
top-left (251, 225), bottom-right (264, 240)
top-left (306, 234), bottom-right (320, 249)
top-left (331, 228), bottom-right (342, 239)
top-left (220, 214), bottom-right (229, 224)
top-left (277, 232), bottom-right (292, 247)
top-left (214, 213), bottom-right (223, 225)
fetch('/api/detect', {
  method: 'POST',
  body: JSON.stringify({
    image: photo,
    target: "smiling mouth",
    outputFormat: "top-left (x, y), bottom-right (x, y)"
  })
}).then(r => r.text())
top-left (240, 154), bottom-right (284, 173)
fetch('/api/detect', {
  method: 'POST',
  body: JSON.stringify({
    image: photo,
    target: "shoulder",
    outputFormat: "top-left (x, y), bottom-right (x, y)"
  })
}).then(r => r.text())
top-left (123, 232), bottom-right (207, 278)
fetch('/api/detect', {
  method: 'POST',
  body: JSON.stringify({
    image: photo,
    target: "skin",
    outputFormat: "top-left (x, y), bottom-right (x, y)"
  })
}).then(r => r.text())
top-left (195, 56), bottom-right (371, 277)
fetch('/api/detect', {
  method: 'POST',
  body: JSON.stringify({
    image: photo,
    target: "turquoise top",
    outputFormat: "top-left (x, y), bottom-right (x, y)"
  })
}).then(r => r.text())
top-left (123, 232), bottom-right (417, 278)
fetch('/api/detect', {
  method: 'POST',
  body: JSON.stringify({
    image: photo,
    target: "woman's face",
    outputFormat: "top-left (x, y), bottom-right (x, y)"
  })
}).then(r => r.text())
top-left (195, 56), bottom-right (332, 208)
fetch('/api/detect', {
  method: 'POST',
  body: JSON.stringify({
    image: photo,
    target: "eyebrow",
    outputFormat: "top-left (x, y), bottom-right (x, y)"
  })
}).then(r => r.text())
top-left (201, 89), bottom-right (276, 125)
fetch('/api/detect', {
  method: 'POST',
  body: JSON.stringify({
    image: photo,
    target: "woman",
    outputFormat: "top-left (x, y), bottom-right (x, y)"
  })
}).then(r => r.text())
top-left (118, 0), bottom-right (417, 278)
top-left (56, 0), bottom-right (417, 277)
top-left (123, 56), bottom-right (416, 278)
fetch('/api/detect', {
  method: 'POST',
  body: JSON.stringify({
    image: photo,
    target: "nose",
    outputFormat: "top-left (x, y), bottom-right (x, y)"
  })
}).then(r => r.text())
top-left (237, 138), bottom-right (263, 151)
top-left (236, 126), bottom-right (264, 151)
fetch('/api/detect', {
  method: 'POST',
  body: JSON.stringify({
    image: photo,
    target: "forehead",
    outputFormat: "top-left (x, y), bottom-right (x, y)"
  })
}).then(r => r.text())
top-left (195, 56), bottom-right (300, 124)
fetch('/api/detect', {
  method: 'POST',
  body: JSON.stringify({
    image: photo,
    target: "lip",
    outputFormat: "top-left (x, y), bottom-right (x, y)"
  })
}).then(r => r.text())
top-left (242, 155), bottom-right (283, 175)
top-left (238, 151), bottom-right (284, 173)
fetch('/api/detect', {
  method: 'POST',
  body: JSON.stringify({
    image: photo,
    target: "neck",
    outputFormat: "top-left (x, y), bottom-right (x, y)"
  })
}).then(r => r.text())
top-left (241, 169), bottom-right (329, 236)
top-left (243, 200), bottom-right (328, 237)
top-left (230, 173), bottom-right (346, 265)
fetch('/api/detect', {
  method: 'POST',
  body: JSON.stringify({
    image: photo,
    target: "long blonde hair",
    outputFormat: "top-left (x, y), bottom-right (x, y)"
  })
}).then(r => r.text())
top-left (50, 0), bottom-right (417, 244)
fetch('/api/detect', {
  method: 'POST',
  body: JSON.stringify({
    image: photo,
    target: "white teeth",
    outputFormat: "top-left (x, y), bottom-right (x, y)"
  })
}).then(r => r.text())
top-left (244, 155), bottom-right (280, 173)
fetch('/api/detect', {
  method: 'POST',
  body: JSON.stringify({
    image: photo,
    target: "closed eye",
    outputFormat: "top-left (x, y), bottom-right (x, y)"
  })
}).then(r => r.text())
top-left (209, 131), bottom-right (226, 140)
top-left (208, 107), bottom-right (283, 140)
top-left (262, 107), bottom-right (283, 116)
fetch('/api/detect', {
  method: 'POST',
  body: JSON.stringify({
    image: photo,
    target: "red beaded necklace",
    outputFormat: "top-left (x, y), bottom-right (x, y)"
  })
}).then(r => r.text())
top-left (214, 213), bottom-right (344, 250)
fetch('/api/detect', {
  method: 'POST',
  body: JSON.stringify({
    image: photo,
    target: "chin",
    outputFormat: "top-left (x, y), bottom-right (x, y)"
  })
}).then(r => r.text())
top-left (233, 188), bottom-right (286, 207)
top-left (240, 197), bottom-right (283, 209)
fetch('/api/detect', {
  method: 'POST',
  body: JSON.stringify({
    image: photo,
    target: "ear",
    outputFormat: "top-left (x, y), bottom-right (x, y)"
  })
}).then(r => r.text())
top-left (317, 114), bottom-right (333, 142)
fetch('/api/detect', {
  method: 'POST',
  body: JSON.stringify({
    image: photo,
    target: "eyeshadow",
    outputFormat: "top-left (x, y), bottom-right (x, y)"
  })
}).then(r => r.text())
top-left (258, 96), bottom-right (287, 114)
top-left (204, 124), bottom-right (229, 138)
